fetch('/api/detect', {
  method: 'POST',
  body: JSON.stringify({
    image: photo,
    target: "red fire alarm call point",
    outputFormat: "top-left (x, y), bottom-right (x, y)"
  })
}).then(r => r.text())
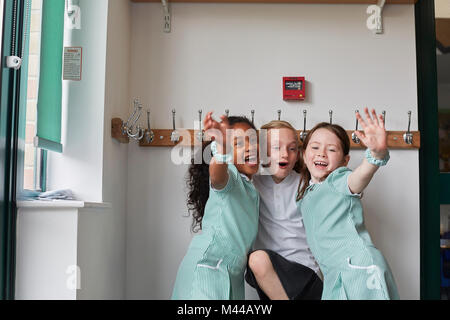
top-left (283, 77), bottom-right (305, 101)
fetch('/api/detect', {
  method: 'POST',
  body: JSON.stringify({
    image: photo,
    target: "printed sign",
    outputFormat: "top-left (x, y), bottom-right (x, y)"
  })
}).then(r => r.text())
top-left (63, 47), bottom-right (82, 81)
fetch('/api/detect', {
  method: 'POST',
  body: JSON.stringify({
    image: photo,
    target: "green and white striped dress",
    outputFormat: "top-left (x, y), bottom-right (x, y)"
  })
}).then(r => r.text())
top-left (171, 164), bottom-right (259, 300)
top-left (297, 167), bottom-right (399, 300)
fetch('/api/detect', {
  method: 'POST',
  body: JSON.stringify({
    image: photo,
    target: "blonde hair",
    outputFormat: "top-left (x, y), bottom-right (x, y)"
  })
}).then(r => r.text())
top-left (261, 120), bottom-right (298, 133)
top-left (259, 120), bottom-right (302, 172)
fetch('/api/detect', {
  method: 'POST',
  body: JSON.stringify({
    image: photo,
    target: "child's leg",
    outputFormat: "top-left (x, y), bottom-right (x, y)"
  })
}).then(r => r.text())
top-left (248, 250), bottom-right (289, 300)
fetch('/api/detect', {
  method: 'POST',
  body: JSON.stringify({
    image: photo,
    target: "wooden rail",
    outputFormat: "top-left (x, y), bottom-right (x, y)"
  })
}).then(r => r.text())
top-left (111, 118), bottom-right (420, 149)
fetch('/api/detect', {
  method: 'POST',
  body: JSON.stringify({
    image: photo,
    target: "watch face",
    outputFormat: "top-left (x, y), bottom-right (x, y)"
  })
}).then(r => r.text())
top-left (285, 80), bottom-right (303, 91)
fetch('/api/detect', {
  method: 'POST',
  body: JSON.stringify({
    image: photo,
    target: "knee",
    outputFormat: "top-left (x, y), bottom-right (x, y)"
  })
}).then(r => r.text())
top-left (248, 250), bottom-right (272, 279)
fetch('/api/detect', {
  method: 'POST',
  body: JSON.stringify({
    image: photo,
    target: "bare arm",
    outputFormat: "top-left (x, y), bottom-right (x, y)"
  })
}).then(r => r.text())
top-left (348, 108), bottom-right (388, 194)
top-left (203, 112), bottom-right (231, 190)
top-left (209, 158), bottom-right (229, 190)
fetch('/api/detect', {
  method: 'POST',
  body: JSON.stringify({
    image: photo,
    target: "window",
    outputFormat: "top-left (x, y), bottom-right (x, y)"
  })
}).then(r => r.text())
top-left (22, 0), bottom-right (46, 192)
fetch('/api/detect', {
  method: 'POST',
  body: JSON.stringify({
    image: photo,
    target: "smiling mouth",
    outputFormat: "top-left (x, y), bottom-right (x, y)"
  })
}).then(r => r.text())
top-left (314, 161), bottom-right (328, 169)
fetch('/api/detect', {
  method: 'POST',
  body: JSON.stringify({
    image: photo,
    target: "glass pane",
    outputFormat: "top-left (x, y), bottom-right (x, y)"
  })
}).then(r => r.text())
top-left (23, 0), bottom-right (43, 191)
top-left (436, 1), bottom-right (450, 173)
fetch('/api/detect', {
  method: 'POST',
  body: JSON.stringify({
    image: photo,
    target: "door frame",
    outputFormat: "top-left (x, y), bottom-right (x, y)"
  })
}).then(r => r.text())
top-left (415, 0), bottom-right (441, 300)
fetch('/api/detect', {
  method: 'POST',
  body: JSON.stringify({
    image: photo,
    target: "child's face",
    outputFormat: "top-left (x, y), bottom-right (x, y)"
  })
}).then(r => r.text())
top-left (266, 128), bottom-right (299, 183)
top-left (232, 123), bottom-right (259, 178)
top-left (303, 128), bottom-right (349, 183)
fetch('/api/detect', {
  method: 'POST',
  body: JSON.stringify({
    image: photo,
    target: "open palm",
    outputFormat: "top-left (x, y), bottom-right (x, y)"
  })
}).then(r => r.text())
top-left (354, 108), bottom-right (388, 157)
top-left (203, 111), bottom-right (230, 146)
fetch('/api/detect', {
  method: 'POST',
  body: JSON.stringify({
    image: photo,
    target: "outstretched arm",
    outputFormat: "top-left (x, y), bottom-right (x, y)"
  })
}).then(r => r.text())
top-left (348, 108), bottom-right (388, 194)
top-left (204, 112), bottom-right (231, 190)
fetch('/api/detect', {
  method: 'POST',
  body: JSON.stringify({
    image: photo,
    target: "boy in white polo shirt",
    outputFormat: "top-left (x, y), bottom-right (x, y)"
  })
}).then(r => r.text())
top-left (245, 120), bottom-right (323, 300)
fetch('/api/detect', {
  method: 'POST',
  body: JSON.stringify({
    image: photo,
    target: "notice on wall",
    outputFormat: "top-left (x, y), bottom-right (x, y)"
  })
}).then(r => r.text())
top-left (63, 47), bottom-right (82, 81)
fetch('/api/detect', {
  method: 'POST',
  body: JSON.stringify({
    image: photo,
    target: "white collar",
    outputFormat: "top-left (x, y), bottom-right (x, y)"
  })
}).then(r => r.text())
top-left (240, 173), bottom-right (251, 182)
top-left (309, 179), bottom-right (323, 186)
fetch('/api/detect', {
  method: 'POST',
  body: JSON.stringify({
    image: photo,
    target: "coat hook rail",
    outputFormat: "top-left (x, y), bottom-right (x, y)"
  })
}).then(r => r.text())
top-left (112, 119), bottom-right (420, 149)
top-left (111, 108), bottom-right (421, 149)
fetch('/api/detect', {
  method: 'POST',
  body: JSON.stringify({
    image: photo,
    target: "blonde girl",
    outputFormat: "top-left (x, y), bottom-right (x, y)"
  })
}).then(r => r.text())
top-left (245, 120), bottom-right (323, 300)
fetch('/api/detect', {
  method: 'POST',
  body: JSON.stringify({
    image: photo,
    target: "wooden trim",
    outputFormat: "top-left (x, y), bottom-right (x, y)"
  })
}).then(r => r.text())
top-left (436, 18), bottom-right (450, 53)
top-left (111, 118), bottom-right (130, 143)
top-left (131, 0), bottom-right (417, 4)
top-left (112, 117), bottom-right (422, 149)
top-left (130, 126), bottom-right (421, 149)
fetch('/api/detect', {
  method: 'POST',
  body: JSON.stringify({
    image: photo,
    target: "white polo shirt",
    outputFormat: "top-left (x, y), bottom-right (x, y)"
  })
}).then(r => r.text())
top-left (252, 171), bottom-right (320, 274)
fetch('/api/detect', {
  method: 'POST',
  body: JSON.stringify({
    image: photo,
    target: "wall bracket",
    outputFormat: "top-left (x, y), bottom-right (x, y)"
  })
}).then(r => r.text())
top-left (162, 0), bottom-right (171, 33)
top-left (367, 0), bottom-right (386, 34)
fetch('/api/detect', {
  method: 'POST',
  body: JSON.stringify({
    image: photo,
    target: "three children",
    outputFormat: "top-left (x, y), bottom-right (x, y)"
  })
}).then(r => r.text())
top-left (172, 109), bottom-right (399, 300)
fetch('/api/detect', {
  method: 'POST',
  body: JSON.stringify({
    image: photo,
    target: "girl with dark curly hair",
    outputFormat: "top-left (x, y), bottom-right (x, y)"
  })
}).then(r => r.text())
top-left (171, 112), bottom-right (260, 300)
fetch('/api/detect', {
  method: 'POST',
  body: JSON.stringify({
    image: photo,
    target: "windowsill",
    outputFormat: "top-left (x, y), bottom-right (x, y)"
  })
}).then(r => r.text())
top-left (17, 200), bottom-right (112, 209)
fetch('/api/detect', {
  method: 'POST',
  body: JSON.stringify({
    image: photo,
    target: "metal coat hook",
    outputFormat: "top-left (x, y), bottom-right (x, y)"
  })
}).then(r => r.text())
top-left (170, 109), bottom-right (180, 142)
top-left (251, 110), bottom-right (255, 124)
top-left (329, 110), bottom-right (333, 124)
top-left (123, 99), bottom-right (145, 141)
top-left (277, 110), bottom-right (281, 121)
top-left (403, 111), bottom-right (413, 145)
top-left (300, 110), bottom-right (307, 142)
top-left (144, 110), bottom-right (154, 143)
top-left (352, 110), bottom-right (360, 144)
top-left (128, 126), bottom-right (144, 141)
top-left (225, 109), bottom-right (229, 117)
top-left (196, 110), bottom-right (204, 142)
top-left (122, 99), bottom-right (139, 134)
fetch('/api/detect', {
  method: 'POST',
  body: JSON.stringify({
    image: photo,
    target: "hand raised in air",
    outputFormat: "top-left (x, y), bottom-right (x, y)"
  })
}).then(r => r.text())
top-left (353, 108), bottom-right (388, 159)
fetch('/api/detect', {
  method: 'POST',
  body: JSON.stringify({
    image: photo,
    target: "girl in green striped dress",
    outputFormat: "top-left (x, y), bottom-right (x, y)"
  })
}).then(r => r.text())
top-left (172, 112), bottom-right (260, 300)
top-left (296, 108), bottom-right (399, 300)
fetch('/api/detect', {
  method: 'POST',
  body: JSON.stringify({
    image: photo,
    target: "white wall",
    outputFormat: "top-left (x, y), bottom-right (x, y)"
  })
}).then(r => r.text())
top-left (15, 206), bottom-right (80, 300)
top-left (47, 0), bottom-right (108, 202)
top-left (97, 0), bottom-right (132, 300)
top-left (41, 0), bottom-right (129, 299)
top-left (15, 202), bottom-right (114, 300)
top-left (126, 3), bottom-right (419, 299)
top-left (77, 204), bottom-right (119, 299)
top-left (436, 0), bottom-right (450, 18)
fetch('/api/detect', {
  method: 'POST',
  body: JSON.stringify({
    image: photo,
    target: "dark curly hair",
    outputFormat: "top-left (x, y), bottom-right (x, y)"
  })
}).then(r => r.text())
top-left (186, 116), bottom-right (256, 233)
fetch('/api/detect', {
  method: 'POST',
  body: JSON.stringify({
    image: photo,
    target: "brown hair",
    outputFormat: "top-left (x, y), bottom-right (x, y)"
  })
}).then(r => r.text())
top-left (296, 122), bottom-right (350, 201)
top-left (260, 120), bottom-right (302, 173)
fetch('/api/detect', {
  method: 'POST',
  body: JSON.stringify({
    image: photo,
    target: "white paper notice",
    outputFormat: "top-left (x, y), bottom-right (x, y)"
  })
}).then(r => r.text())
top-left (63, 47), bottom-right (82, 81)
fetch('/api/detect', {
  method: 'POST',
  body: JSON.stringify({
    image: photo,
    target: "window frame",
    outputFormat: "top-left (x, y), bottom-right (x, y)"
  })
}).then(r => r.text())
top-left (0, 0), bottom-right (31, 300)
